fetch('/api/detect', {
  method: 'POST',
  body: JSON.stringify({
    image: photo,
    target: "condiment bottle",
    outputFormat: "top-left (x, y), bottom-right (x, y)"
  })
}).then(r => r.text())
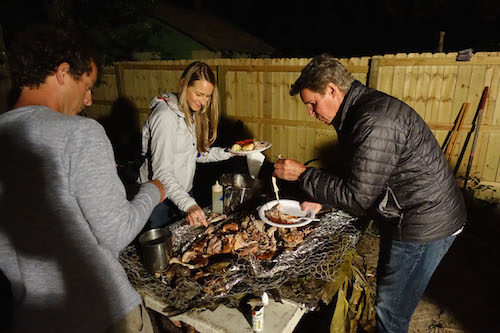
top-left (250, 292), bottom-right (269, 332)
top-left (212, 181), bottom-right (223, 214)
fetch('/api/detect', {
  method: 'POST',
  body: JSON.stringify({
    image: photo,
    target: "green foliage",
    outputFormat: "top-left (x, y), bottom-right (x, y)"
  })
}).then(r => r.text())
top-left (326, 249), bottom-right (376, 333)
top-left (37, 0), bottom-right (160, 63)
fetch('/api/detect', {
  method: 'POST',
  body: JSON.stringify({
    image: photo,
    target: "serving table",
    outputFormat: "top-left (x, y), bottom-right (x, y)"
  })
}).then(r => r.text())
top-left (120, 207), bottom-right (360, 333)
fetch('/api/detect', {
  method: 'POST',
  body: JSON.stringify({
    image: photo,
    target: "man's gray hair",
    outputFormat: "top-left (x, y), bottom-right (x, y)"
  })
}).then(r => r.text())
top-left (290, 53), bottom-right (355, 96)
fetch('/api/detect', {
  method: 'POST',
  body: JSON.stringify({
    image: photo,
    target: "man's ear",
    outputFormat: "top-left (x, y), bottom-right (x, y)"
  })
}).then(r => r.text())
top-left (55, 62), bottom-right (71, 85)
top-left (326, 82), bottom-right (339, 96)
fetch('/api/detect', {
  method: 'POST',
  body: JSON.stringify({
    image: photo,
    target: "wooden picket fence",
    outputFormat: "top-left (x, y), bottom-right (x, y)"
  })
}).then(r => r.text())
top-left (86, 53), bottom-right (500, 197)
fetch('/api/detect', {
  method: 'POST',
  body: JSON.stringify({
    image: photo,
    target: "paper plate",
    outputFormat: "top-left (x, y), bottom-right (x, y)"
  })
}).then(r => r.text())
top-left (229, 141), bottom-right (272, 155)
top-left (258, 199), bottom-right (316, 228)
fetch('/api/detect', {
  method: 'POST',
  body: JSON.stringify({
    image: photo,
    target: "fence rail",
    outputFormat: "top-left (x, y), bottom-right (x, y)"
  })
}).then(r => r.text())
top-left (86, 53), bottom-right (500, 195)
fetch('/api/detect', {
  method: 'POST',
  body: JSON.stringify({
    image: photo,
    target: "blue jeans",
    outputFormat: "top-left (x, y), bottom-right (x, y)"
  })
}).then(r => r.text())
top-left (146, 198), bottom-right (185, 230)
top-left (375, 232), bottom-right (456, 333)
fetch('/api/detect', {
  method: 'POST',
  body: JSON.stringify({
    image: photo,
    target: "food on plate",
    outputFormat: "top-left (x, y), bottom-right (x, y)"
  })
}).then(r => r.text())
top-left (264, 204), bottom-right (299, 224)
top-left (230, 138), bottom-right (269, 152)
top-left (242, 142), bottom-right (255, 151)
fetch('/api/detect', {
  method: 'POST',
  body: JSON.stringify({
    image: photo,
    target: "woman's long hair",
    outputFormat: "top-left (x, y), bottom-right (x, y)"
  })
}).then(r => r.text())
top-left (178, 61), bottom-right (219, 153)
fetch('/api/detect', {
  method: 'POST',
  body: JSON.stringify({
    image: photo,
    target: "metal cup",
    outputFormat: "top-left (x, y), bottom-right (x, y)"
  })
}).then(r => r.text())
top-left (138, 228), bottom-right (172, 273)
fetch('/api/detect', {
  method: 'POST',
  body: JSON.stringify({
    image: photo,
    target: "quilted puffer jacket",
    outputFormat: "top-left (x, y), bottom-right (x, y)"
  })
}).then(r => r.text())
top-left (299, 80), bottom-right (466, 243)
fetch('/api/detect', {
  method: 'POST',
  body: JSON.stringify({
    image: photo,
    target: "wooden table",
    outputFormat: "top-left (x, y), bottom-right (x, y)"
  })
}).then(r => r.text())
top-left (144, 292), bottom-right (307, 333)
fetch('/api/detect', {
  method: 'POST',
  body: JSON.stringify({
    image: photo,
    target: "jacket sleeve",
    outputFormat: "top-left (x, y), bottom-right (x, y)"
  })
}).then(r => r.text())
top-left (299, 113), bottom-right (401, 216)
top-left (197, 147), bottom-right (232, 163)
top-left (67, 120), bottom-right (160, 254)
top-left (147, 105), bottom-right (197, 212)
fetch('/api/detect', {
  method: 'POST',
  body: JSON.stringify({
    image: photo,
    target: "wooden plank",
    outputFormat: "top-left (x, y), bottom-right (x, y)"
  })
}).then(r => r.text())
top-left (402, 53), bottom-right (418, 108)
top-left (473, 64), bottom-right (497, 179)
top-left (486, 65), bottom-right (500, 126)
top-left (455, 66), bottom-right (487, 176)
top-left (378, 56), bottom-right (500, 66)
top-left (255, 58), bottom-right (265, 140)
top-left (217, 65), bottom-right (228, 117)
top-left (378, 54), bottom-right (395, 94)
top-left (413, 53), bottom-right (433, 119)
top-left (262, 58), bottom-right (273, 155)
top-left (425, 54), bottom-right (445, 123)
top-left (492, 66), bottom-right (500, 126)
top-left (217, 115), bottom-right (500, 132)
top-left (435, 54), bottom-right (459, 145)
top-left (225, 59), bottom-right (236, 117)
top-left (295, 127), bottom-right (306, 163)
top-left (447, 64), bottom-right (473, 167)
top-left (305, 127), bottom-right (316, 165)
top-left (391, 53), bottom-right (408, 100)
top-left (114, 63), bottom-right (126, 98)
top-left (368, 57), bottom-right (381, 89)
top-left (117, 63), bottom-right (368, 73)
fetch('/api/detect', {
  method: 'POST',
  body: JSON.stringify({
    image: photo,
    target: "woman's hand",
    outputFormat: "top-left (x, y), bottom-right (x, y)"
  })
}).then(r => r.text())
top-left (300, 201), bottom-right (322, 214)
top-left (186, 205), bottom-right (208, 227)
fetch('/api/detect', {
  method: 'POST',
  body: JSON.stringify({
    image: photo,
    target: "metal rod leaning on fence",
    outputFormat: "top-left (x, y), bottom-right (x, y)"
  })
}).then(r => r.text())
top-left (443, 102), bottom-right (470, 163)
top-left (463, 87), bottom-right (489, 190)
top-left (453, 87), bottom-right (488, 176)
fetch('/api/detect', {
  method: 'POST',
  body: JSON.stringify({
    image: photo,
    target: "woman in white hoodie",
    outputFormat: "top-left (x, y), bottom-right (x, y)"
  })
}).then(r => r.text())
top-left (138, 61), bottom-right (232, 228)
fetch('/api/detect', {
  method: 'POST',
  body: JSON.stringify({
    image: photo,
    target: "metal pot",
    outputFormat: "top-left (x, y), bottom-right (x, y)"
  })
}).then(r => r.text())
top-left (138, 228), bottom-right (172, 273)
top-left (220, 173), bottom-right (263, 211)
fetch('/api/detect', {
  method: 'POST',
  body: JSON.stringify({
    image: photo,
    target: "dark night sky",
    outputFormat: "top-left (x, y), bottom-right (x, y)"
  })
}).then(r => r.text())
top-left (206, 0), bottom-right (500, 57)
top-left (176, 0), bottom-right (500, 58)
top-left (1, 0), bottom-right (500, 59)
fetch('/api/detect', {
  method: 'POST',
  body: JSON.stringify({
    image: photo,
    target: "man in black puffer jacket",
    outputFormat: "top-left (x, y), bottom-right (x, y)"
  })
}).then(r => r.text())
top-left (274, 54), bottom-right (466, 333)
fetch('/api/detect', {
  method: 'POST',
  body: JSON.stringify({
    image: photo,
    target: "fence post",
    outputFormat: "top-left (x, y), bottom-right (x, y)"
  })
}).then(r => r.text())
top-left (114, 63), bottom-right (125, 98)
top-left (217, 65), bottom-right (227, 117)
top-left (367, 58), bottom-right (380, 89)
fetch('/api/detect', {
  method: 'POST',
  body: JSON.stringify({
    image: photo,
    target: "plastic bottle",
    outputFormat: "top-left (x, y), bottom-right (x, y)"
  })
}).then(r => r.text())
top-left (212, 181), bottom-right (223, 214)
top-left (251, 292), bottom-right (269, 332)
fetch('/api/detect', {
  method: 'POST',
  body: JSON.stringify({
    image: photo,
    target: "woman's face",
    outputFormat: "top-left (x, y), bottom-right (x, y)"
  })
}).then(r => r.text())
top-left (186, 78), bottom-right (214, 112)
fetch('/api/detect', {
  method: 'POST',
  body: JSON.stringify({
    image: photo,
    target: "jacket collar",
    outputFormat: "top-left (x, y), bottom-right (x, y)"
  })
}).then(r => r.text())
top-left (149, 92), bottom-right (185, 118)
top-left (333, 80), bottom-right (367, 131)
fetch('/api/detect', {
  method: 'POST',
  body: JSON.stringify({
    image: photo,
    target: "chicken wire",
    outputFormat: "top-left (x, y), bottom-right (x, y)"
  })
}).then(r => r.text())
top-left (119, 209), bottom-right (360, 314)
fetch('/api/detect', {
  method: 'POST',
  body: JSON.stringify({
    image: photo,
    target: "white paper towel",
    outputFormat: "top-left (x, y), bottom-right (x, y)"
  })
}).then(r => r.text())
top-left (246, 151), bottom-right (265, 179)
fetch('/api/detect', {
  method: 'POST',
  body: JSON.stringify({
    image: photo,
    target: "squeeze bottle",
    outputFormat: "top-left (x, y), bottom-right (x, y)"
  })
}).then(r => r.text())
top-left (212, 181), bottom-right (223, 214)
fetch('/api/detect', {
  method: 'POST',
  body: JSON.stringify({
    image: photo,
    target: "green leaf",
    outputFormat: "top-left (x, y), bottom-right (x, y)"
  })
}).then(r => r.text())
top-left (330, 278), bottom-right (349, 333)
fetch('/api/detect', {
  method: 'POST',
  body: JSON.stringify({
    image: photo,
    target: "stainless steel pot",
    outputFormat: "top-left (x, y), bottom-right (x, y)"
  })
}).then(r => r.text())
top-left (220, 173), bottom-right (262, 211)
top-left (138, 228), bottom-right (172, 273)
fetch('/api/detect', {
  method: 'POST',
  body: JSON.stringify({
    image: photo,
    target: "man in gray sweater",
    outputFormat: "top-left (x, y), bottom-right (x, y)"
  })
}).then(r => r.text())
top-left (0, 26), bottom-right (166, 332)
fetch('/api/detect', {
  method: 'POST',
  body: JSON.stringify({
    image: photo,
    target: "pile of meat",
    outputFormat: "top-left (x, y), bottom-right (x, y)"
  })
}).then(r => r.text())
top-left (163, 215), bottom-right (315, 295)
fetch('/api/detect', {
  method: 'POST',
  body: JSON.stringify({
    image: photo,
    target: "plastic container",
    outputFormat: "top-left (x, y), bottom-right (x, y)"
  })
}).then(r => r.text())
top-left (250, 292), bottom-right (269, 332)
top-left (212, 181), bottom-right (223, 214)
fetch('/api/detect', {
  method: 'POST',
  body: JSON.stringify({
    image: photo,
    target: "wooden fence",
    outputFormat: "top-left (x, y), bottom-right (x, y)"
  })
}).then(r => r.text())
top-left (86, 53), bottom-right (500, 196)
top-left (369, 52), bottom-right (500, 193)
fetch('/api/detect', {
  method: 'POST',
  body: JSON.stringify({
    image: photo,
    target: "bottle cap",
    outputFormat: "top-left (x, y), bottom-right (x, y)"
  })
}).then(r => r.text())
top-left (213, 181), bottom-right (223, 191)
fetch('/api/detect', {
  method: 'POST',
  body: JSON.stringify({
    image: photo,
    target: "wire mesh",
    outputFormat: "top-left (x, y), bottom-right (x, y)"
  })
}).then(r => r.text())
top-left (119, 209), bottom-right (360, 313)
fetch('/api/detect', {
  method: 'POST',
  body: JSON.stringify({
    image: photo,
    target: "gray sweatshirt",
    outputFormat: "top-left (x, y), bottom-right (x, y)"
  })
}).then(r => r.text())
top-left (0, 106), bottom-right (160, 332)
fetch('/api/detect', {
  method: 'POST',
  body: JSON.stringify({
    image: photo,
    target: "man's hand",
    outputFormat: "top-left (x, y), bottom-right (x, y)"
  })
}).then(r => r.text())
top-left (274, 158), bottom-right (307, 181)
top-left (186, 205), bottom-right (208, 227)
top-left (300, 201), bottom-right (322, 214)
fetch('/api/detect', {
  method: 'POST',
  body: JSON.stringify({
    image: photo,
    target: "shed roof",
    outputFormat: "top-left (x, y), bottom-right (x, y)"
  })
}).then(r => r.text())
top-left (152, 4), bottom-right (276, 56)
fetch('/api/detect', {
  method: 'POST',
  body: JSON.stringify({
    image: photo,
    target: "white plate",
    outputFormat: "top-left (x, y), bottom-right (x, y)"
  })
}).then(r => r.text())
top-left (258, 199), bottom-right (316, 228)
top-left (229, 141), bottom-right (272, 155)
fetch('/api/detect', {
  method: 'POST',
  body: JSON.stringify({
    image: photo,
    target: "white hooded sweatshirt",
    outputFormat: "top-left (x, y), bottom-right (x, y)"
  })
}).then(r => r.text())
top-left (138, 93), bottom-right (231, 211)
